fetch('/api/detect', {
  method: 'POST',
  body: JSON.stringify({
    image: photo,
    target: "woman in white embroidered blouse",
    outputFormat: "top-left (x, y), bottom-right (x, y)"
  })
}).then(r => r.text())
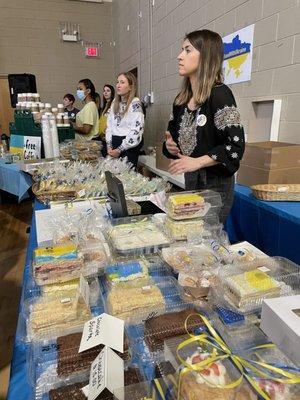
top-left (106, 72), bottom-right (144, 167)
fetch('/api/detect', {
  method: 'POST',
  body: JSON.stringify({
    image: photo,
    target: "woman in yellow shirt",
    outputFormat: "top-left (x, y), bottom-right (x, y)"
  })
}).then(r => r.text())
top-left (99, 84), bottom-right (115, 156)
top-left (72, 78), bottom-right (99, 141)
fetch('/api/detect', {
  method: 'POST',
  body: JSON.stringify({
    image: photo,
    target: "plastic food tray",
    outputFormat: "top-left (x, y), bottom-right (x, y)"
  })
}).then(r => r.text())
top-left (20, 278), bottom-right (104, 343)
top-left (108, 215), bottom-right (171, 256)
top-left (165, 190), bottom-right (222, 221)
top-left (210, 257), bottom-right (300, 314)
top-left (127, 305), bottom-right (207, 359)
top-left (160, 244), bottom-right (219, 273)
top-left (28, 330), bottom-right (132, 400)
top-left (164, 334), bottom-right (256, 400)
top-left (101, 276), bottom-right (190, 324)
top-left (32, 242), bottom-right (110, 286)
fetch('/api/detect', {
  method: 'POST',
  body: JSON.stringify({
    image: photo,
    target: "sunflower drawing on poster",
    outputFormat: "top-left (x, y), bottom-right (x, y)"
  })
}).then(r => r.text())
top-left (222, 24), bottom-right (255, 85)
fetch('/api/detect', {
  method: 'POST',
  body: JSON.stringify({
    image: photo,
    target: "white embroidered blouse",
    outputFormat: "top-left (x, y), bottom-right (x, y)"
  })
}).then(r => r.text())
top-left (106, 97), bottom-right (144, 152)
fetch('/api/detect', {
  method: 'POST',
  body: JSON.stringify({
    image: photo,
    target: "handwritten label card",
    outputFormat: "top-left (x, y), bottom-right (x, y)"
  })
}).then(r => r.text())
top-left (79, 313), bottom-right (124, 353)
top-left (88, 346), bottom-right (124, 400)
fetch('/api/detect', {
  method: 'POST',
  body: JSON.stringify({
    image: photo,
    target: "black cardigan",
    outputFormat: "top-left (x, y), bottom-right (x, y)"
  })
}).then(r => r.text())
top-left (162, 84), bottom-right (245, 177)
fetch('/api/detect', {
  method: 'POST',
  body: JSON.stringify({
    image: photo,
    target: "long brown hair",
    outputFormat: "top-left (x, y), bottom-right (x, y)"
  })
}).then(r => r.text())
top-left (113, 72), bottom-right (137, 115)
top-left (176, 30), bottom-right (224, 106)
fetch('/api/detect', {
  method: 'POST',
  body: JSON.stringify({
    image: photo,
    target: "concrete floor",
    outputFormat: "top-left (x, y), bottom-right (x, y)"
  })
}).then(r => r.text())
top-left (0, 200), bottom-right (32, 399)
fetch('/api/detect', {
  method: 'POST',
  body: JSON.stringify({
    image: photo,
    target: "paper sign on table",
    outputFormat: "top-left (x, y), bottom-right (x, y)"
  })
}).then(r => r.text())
top-left (81, 385), bottom-right (89, 397)
top-left (79, 313), bottom-right (124, 354)
top-left (88, 346), bottom-right (124, 400)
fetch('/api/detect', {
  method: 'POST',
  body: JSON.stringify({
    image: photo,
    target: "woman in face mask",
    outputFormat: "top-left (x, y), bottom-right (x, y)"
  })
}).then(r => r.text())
top-left (106, 72), bottom-right (144, 167)
top-left (72, 79), bottom-right (99, 141)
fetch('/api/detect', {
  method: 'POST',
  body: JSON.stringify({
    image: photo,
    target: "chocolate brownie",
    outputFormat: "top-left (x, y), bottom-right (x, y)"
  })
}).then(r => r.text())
top-left (144, 308), bottom-right (204, 351)
top-left (57, 332), bottom-right (130, 377)
top-left (49, 367), bottom-right (142, 400)
top-left (155, 361), bottom-right (176, 378)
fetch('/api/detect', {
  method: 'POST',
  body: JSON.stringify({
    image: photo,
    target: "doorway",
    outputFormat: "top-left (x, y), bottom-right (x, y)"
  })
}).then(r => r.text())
top-left (0, 76), bottom-right (14, 136)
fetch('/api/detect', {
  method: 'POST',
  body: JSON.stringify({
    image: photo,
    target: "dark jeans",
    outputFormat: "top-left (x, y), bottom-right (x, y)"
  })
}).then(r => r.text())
top-left (111, 135), bottom-right (143, 168)
top-left (185, 169), bottom-right (234, 224)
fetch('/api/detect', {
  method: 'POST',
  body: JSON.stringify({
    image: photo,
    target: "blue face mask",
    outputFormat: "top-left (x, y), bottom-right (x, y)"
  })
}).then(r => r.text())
top-left (76, 89), bottom-right (85, 101)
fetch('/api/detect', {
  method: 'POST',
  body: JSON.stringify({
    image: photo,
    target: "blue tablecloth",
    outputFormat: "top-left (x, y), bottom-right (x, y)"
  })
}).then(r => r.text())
top-left (226, 184), bottom-right (300, 265)
top-left (7, 190), bottom-right (300, 399)
top-left (7, 200), bottom-right (46, 400)
top-left (0, 159), bottom-right (32, 202)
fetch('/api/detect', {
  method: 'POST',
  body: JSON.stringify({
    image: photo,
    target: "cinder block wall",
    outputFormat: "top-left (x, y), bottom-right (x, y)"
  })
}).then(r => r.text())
top-left (112, 0), bottom-right (300, 148)
top-left (0, 0), bottom-right (115, 106)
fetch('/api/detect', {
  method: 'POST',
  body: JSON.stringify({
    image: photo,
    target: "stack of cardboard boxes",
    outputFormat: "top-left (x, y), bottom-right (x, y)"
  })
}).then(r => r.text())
top-left (237, 141), bottom-right (300, 186)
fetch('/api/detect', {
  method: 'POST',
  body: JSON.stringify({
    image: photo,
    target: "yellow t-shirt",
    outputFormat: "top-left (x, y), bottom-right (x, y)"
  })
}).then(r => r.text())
top-left (98, 104), bottom-right (111, 140)
top-left (75, 101), bottom-right (99, 141)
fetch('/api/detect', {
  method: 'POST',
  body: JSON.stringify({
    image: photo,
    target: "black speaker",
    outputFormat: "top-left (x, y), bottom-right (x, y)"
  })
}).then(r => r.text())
top-left (8, 73), bottom-right (37, 108)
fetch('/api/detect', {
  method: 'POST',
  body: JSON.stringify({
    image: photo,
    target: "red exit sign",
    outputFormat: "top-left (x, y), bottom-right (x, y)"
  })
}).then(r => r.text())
top-left (85, 46), bottom-right (99, 57)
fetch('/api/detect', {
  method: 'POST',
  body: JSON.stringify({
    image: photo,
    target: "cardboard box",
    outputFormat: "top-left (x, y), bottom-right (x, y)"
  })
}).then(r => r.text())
top-left (237, 164), bottom-right (300, 186)
top-left (237, 141), bottom-right (300, 186)
top-left (260, 295), bottom-right (300, 366)
top-left (241, 141), bottom-right (300, 169)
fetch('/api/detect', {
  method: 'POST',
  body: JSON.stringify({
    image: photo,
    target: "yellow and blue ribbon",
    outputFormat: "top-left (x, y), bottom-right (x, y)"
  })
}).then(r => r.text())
top-left (175, 313), bottom-right (300, 400)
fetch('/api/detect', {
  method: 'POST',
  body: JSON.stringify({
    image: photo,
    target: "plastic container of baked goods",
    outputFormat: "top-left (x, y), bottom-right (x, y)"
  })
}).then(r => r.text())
top-left (102, 276), bottom-right (191, 324)
top-left (165, 190), bottom-right (222, 221)
top-left (211, 309), bottom-right (269, 352)
top-left (209, 256), bottom-right (300, 315)
top-left (20, 277), bottom-right (103, 343)
top-left (26, 294), bottom-right (92, 342)
top-left (160, 243), bottom-right (219, 273)
top-left (108, 215), bottom-right (171, 256)
top-left (127, 306), bottom-right (207, 359)
top-left (177, 269), bottom-right (218, 305)
top-left (32, 243), bottom-right (84, 286)
top-left (28, 330), bottom-right (133, 400)
top-left (32, 241), bottom-right (110, 285)
top-left (105, 256), bottom-right (150, 287)
top-left (31, 353), bottom-right (144, 400)
top-left (113, 381), bottom-right (155, 400)
top-left (104, 255), bottom-right (173, 288)
top-left (164, 334), bottom-right (257, 400)
top-left (239, 346), bottom-right (300, 400)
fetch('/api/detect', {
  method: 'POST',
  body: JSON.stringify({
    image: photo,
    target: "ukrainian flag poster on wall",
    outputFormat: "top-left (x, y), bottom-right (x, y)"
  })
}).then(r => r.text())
top-left (222, 24), bottom-right (254, 85)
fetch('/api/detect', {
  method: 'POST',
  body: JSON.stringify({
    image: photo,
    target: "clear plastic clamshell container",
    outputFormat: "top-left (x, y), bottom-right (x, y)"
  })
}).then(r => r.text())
top-left (127, 305), bottom-right (207, 359)
top-left (26, 294), bottom-right (92, 342)
top-left (21, 276), bottom-right (103, 342)
top-left (104, 254), bottom-right (174, 288)
top-left (165, 216), bottom-right (205, 241)
top-left (164, 334), bottom-right (257, 400)
top-left (160, 243), bottom-right (219, 273)
top-left (239, 345), bottom-right (300, 400)
top-left (33, 363), bottom-right (144, 400)
top-left (209, 256), bottom-right (300, 314)
top-left (32, 241), bottom-right (111, 286)
top-left (32, 243), bottom-right (84, 286)
top-left (108, 215), bottom-right (171, 256)
top-left (28, 330), bottom-right (133, 399)
top-left (165, 190), bottom-right (222, 221)
top-left (101, 275), bottom-right (191, 324)
top-left (211, 309), bottom-right (270, 352)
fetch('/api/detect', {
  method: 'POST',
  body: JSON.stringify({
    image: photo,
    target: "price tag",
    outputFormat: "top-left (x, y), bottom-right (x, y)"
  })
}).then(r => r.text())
top-left (79, 313), bottom-right (124, 353)
top-left (88, 346), bottom-right (124, 400)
